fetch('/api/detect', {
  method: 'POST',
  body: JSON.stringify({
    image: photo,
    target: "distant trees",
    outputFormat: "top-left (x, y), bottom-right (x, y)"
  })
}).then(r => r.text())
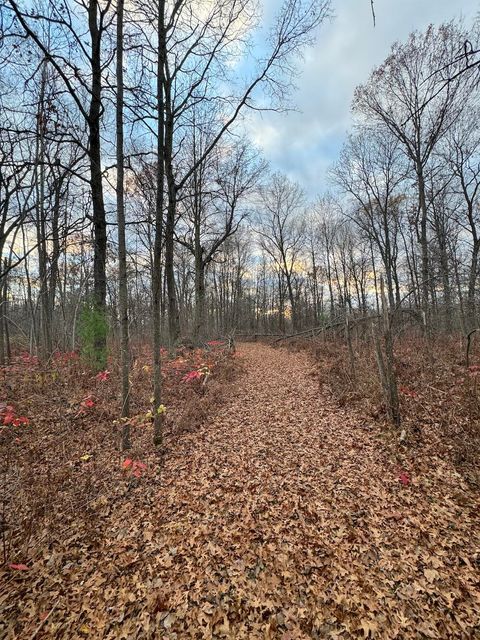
top-left (176, 133), bottom-right (264, 340)
top-left (0, 0), bottom-right (330, 445)
top-left (444, 106), bottom-right (480, 330)
top-left (2, 5), bottom-right (480, 431)
top-left (355, 25), bottom-right (469, 323)
top-left (147, 0), bottom-right (330, 344)
top-left (6, 0), bottom-right (112, 359)
top-left (257, 175), bottom-right (306, 331)
top-left (332, 128), bottom-right (405, 308)
top-left (247, 20), bottom-right (480, 335)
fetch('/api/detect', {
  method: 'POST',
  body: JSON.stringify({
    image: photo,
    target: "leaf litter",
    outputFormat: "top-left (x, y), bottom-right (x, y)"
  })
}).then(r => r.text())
top-left (1, 343), bottom-right (479, 638)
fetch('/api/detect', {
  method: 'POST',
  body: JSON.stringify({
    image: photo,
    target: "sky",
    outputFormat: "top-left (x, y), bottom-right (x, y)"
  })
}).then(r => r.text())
top-left (247, 0), bottom-right (479, 198)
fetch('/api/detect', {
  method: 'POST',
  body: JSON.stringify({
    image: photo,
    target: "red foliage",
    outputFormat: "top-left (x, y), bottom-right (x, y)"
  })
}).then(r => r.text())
top-left (182, 370), bottom-right (202, 382)
top-left (399, 385), bottom-right (418, 398)
top-left (1, 405), bottom-right (29, 427)
top-left (20, 352), bottom-right (39, 365)
top-left (12, 416), bottom-right (29, 427)
top-left (122, 459), bottom-right (147, 478)
top-left (2, 410), bottom-right (15, 426)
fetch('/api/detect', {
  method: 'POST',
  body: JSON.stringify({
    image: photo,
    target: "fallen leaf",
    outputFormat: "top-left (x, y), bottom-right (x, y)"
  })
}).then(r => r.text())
top-left (9, 563), bottom-right (29, 571)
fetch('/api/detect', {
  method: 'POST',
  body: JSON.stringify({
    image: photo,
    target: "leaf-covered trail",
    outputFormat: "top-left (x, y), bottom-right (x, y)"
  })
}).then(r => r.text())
top-left (5, 344), bottom-right (480, 639)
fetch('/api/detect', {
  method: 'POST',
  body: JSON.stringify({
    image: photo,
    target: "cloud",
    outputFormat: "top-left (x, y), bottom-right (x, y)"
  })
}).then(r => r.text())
top-left (246, 0), bottom-right (479, 198)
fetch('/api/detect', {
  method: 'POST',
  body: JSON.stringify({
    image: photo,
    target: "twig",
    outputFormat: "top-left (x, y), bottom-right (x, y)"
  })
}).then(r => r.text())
top-left (274, 321), bottom-right (345, 343)
top-left (426, 384), bottom-right (448, 396)
top-left (29, 602), bottom-right (57, 640)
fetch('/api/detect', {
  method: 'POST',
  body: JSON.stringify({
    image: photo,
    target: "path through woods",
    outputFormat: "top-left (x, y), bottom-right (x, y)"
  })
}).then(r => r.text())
top-left (3, 344), bottom-right (480, 638)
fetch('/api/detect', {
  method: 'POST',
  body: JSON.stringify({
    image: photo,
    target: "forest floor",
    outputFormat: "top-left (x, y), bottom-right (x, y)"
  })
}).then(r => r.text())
top-left (1, 342), bottom-right (480, 639)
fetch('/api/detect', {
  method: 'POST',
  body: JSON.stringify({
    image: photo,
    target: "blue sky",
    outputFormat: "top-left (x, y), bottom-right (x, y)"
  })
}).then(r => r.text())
top-left (247, 0), bottom-right (479, 198)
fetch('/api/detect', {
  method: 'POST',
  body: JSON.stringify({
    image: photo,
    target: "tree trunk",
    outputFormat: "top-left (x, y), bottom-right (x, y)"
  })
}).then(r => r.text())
top-left (0, 258), bottom-right (6, 365)
top-left (193, 254), bottom-right (206, 342)
top-left (88, 0), bottom-right (108, 359)
top-left (48, 172), bottom-right (64, 351)
top-left (116, 0), bottom-right (130, 449)
top-left (163, 69), bottom-right (180, 344)
top-left (417, 166), bottom-right (431, 336)
top-left (467, 240), bottom-right (480, 331)
top-left (152, 0), bottom-right (166, 448)
top-left (35, 61), bottom-right (52, 358)
top-left (284, 271), bottom-right (296, 331)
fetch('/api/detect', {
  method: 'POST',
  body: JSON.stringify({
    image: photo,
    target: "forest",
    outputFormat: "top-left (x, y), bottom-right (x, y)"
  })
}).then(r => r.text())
top-left (1, 0), bottom-right (480, 638)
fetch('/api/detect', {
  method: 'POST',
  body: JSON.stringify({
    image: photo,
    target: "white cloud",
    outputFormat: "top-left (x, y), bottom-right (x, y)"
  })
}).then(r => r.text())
top-left (246, 0), bottom-right (479, 197)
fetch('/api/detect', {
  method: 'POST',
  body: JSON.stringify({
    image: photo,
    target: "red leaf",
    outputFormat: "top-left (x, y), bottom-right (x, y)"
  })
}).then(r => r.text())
top-left (398, 471), bottom-right (410, 485)
top-left (9, 563), bottom-right (29, 571)
top-left (96, 370), bottom-right (110, 382)
top-left (123, 459), bottom-right (147, 477)
top-left (399, 386), bottom-right (417, 398)
top-left (13, 416), bottom-right (29, 427)
top-left (182, 370), bottom-right (202, 382)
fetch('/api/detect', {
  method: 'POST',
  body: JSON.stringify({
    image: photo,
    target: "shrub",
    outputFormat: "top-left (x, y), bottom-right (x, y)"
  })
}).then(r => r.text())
top-left (78, 303), bottom-right (108, 371)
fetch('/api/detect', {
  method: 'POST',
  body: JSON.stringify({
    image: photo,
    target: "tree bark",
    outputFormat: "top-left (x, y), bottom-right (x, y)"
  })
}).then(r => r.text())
top-left (88, 0), bottom-right (108, 357)
top-left (417, 166), bottom-right (431, 337)
top-left (152, 0), bottom-right (166, 448)
top-left (116, 0), bottom-right (131, 449)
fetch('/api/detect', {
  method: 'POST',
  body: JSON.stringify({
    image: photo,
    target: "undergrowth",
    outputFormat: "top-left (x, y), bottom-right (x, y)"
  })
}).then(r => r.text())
top-left (286, 331), bottom-right (480, 488)
top-left (0, 342), bottom-right (238, 565)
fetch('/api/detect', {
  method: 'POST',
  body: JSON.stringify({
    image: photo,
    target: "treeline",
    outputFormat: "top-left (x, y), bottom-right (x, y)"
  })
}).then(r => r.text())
top-left (0, 0), bottom-right (326, 353)
top-left (1, 3), bottom-right (480, 438)
top-left (1, 0), bottom-right (330, 443)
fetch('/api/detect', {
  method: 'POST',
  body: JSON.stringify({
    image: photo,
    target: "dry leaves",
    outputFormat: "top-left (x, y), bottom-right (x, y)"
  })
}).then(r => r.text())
top-left (1, 343), bottom-right (479, 638)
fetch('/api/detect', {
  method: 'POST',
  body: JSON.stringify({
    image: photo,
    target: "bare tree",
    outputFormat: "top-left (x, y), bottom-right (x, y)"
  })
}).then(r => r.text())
top-left (6, 0), bottom-right (114, 361)
top-left (176, 131), bottom-right (265, 340)
top-left (332, 127), bottom-right (405, 308)
top-left (257, 174), bottom-right (306, 331)
top-left (354, 23), bottom-right (467, 332)
top-left (443, 107), bottom-right (480, 329)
